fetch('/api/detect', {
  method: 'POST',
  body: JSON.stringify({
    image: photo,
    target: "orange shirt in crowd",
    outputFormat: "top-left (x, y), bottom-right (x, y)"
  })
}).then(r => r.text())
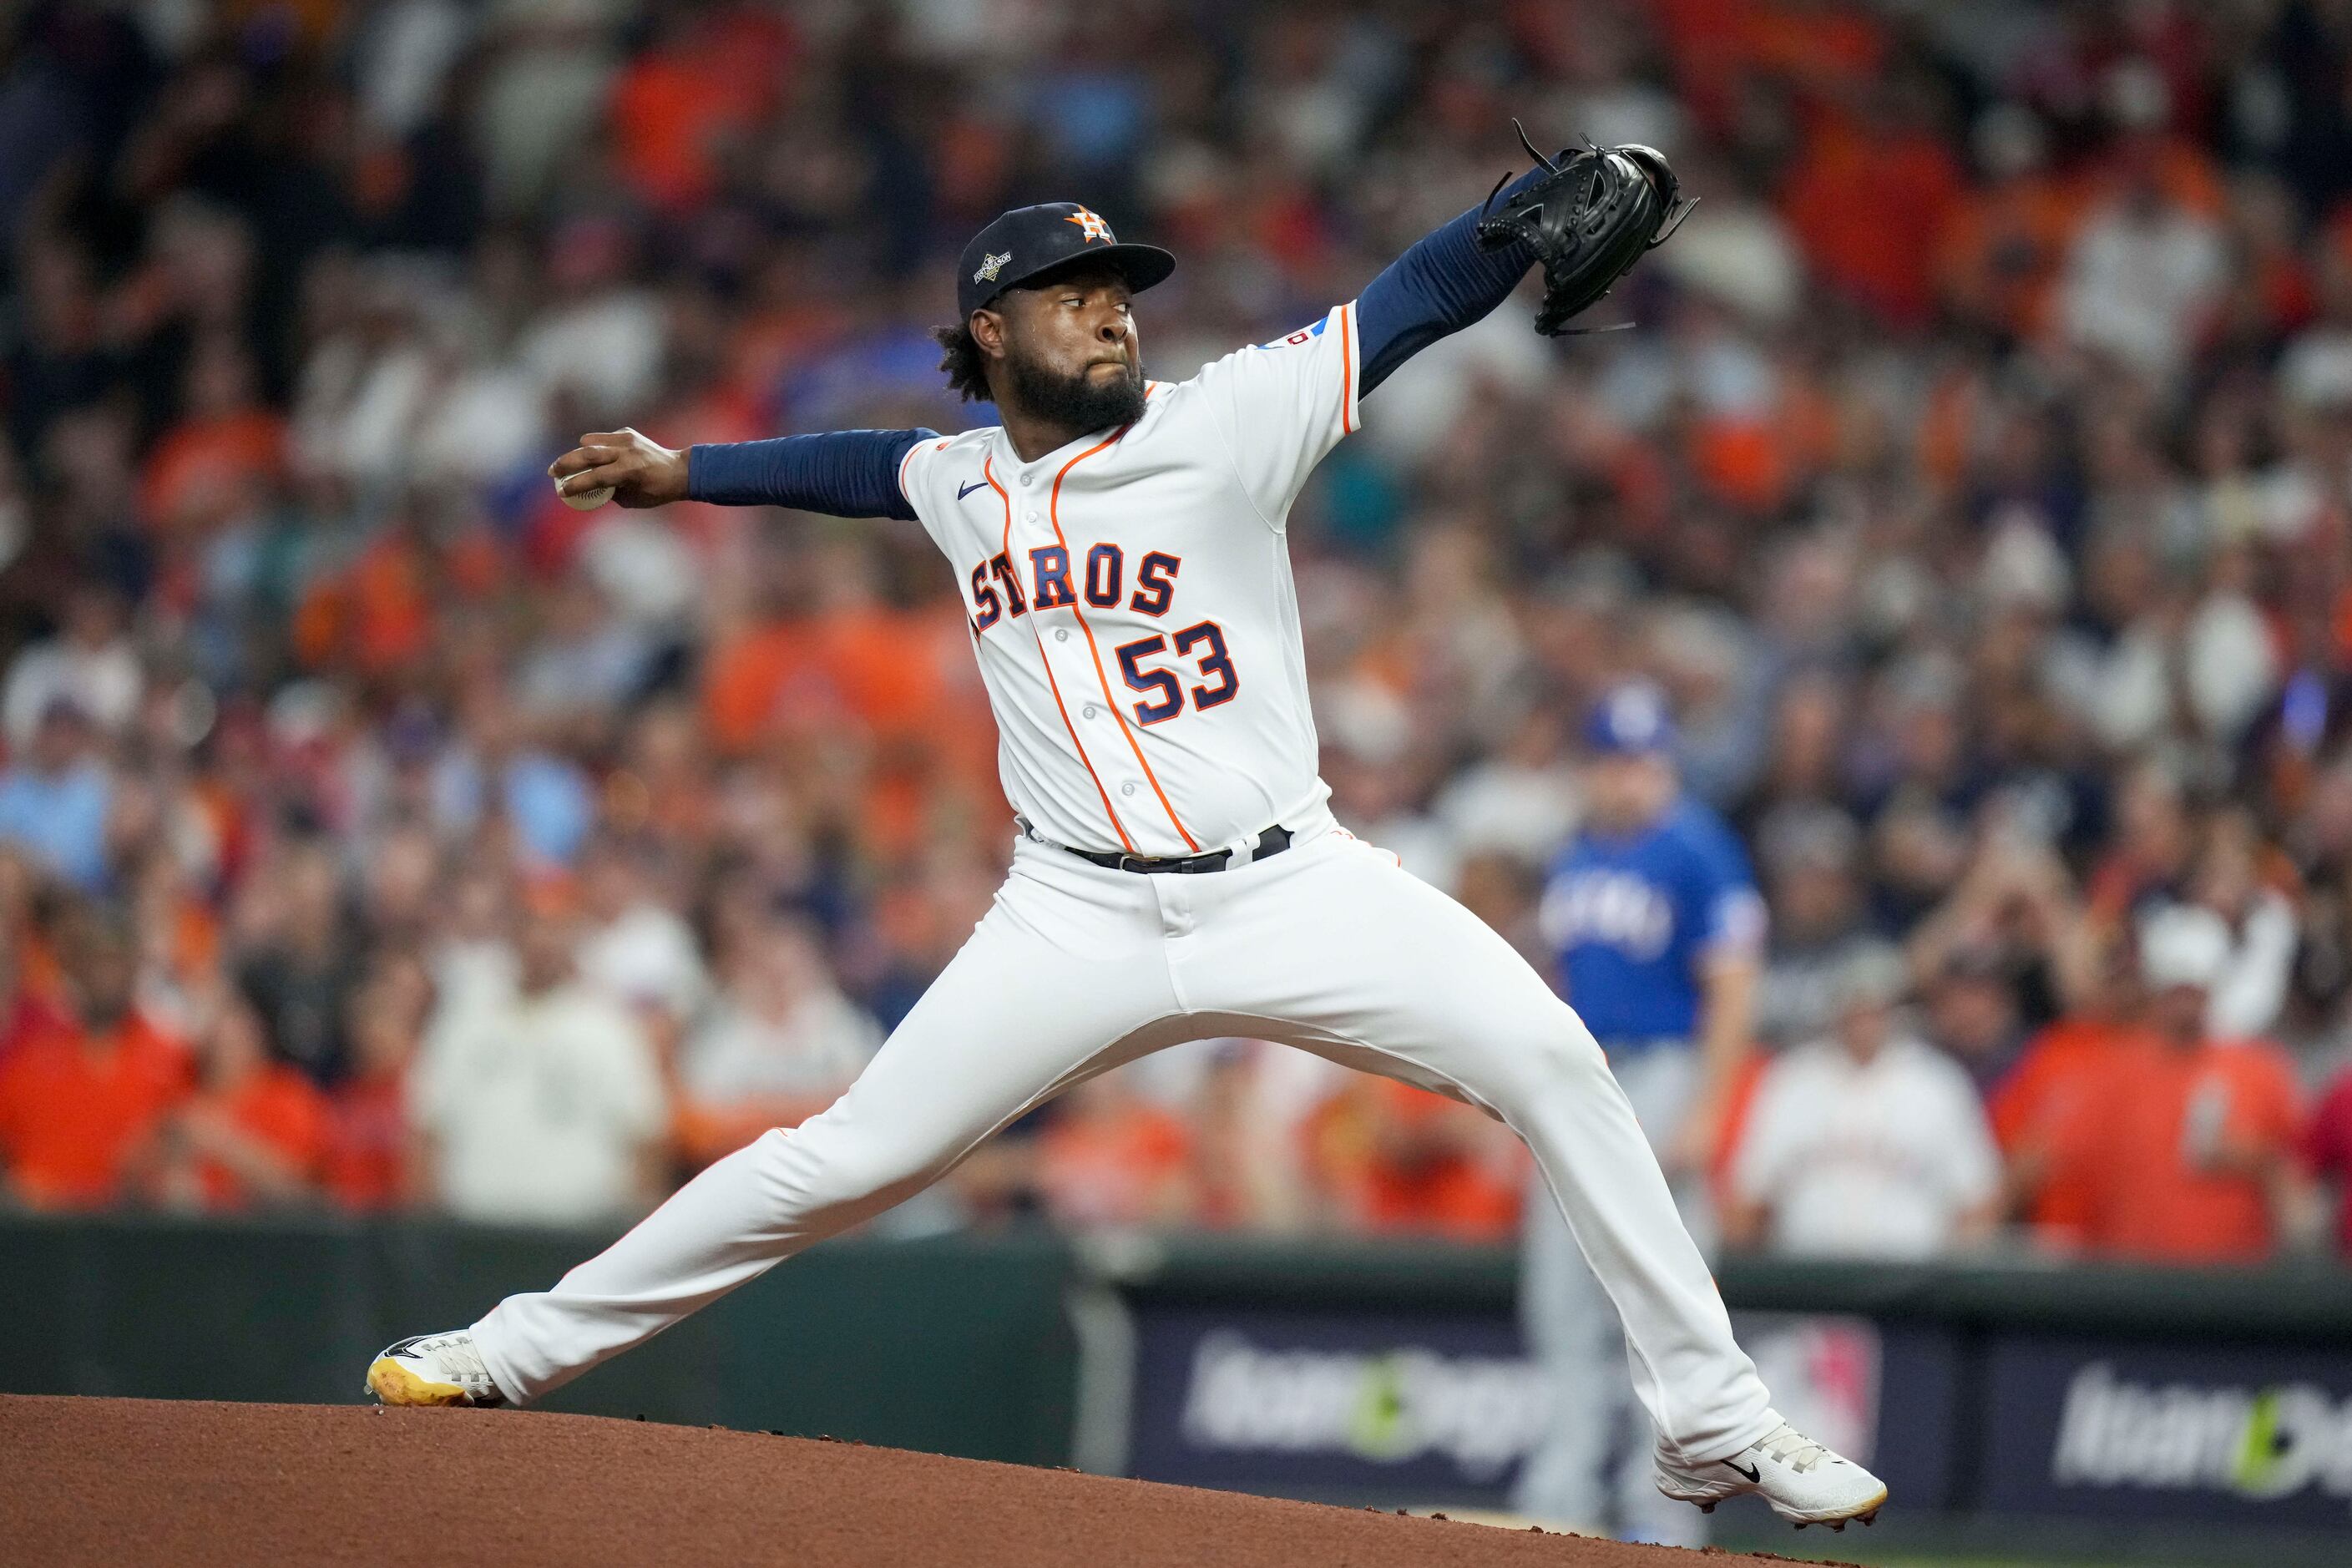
top-left (1935, 172), bottom-right (2086, 340)
top-left (137, 408), bottom-right (285, 534)
top-left (607, 8), bottom-right (792, 210)
top-left (1780, 122), bottom-right (1969, 327)
top-left (186, 1064), bottom-right (333, 1211)
top-left (703, 620), bottom-right (818, 753)
top-left (294, 531), bottom-right (440, 675)
top-left (1989, 1016), bottom-right (2144, 1250)
top-left (1650, 0), bottom-right (1886, 136)
top-left (326, 1070), bottom-right (410, 1211)
top-left (2081, 1035), bottom-right (2304, 1265)
top-left (704, 607), bottom-right (962, 756)
top-left (0, 1018), bottom-right (190, 1208)
top-left (1306, 1079), bottom-right (1522, 1242)
top-left (1037, 1097), bottom-right (1193, 1227)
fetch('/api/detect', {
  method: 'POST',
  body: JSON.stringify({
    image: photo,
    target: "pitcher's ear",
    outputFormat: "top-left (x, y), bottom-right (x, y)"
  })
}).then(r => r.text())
top-left (970, 307), bottom-right (1006, 357)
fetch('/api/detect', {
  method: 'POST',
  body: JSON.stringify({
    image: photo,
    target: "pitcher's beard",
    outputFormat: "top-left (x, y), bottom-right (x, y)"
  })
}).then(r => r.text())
top-left (1004, 350), bottom-right (1148, 432)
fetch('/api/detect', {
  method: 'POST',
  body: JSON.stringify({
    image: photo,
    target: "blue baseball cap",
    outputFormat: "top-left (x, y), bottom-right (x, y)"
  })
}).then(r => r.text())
top-left (956, 202), bottom-right (1176, 321)
top-left (1584, 682), bottom-right (1678, 756)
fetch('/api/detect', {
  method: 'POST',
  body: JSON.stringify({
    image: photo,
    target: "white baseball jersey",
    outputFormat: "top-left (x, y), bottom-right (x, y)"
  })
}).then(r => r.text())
top-left (896, 301), bottom-right (1361, 857)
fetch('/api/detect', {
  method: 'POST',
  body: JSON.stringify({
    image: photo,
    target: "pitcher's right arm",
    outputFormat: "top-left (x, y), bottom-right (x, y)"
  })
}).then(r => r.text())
top-left (549, 427), bottom-right (939, 519)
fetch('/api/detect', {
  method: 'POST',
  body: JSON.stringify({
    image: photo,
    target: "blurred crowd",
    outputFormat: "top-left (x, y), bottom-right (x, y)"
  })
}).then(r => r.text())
top-left (10, 0), bottom-right (2352, 1265)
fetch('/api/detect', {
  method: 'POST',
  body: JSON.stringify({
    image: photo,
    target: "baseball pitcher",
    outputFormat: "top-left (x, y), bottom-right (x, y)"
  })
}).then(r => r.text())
top-left (367, 134), bottom-right (1885, 1531)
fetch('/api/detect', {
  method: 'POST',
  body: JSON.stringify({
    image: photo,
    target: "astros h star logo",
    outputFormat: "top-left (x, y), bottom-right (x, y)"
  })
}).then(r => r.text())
top-left (1065, 207), bottom-right (1114, 243)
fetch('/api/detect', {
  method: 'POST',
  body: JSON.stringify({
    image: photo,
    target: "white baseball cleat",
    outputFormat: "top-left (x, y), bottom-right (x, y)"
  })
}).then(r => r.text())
top-left (365, 1331), bottom-right (509, 1408)
top-left (1655, 1420), bottom-right (1888, 1529)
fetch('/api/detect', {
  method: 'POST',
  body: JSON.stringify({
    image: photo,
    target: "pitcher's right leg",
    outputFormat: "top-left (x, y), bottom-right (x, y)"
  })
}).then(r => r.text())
top-left (453, 857), bottom-right (1182, 1406)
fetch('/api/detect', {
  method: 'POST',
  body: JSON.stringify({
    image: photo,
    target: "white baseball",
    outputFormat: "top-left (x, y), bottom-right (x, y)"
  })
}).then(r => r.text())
top-left (558, 478), bottom-right (615, 510)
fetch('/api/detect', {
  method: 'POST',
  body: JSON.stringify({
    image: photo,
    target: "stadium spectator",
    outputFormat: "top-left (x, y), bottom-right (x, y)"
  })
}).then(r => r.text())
top-left (574, 833), bottom-right (706, 1048)
top-left (2075, 907), bottom-right (2310, 1264)
top-left (0, 916), bottom-right (188, 1209)
top-left (231, 836), bottom-right (360, 1086)
top-left (2178, 809), bottom-right (2299, 1039)
top-left (410, 889), bottom-right (667, 1226)
top-left (1751, 805), bottom-right (1878, 1050)
top-left (1036, 1071), bottom-right (1197, 1230)
top-left (429, 681), bottom-right (595, 872)
top-left (143, 989), bottom-right (331, 1212)
top-left (1, 586), bottom-right (139, 746)
top-left (673, 914), bottom-right (878, 1172)
top-left (2300, 1063), bottom-right (2352, 1261)
top-left (0, 701), bottom-right (114, 894)
top-left (1914, 945), bottom-right (2033, 1100)
top-left (1726, 944), bottom-right (2001, 1259)
top-left (1990, 937), bottom-right (2148, 1255)
top-left (1302, 1075), bottom-right (1523, 1242)
top-left (326, 955), bottom-right (429, 1211)
top-left (1180, 1039), bottom-right (1336, 1233)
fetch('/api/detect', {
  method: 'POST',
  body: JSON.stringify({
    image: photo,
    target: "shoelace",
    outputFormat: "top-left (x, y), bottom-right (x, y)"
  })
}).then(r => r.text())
top-left (1755, 1424), bottom-right (1830, 1474)
top-left (415, 1334), bottom-right (490, 1382)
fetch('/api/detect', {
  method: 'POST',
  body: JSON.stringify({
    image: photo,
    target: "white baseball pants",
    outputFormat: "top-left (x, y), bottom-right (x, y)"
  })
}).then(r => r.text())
top-left (469, 815), bottom-right (1779, 1464)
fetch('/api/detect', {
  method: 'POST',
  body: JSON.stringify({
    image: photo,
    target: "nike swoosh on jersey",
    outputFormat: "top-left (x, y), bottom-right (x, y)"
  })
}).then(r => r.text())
top-left (957, 479), bottom-right (987, 500)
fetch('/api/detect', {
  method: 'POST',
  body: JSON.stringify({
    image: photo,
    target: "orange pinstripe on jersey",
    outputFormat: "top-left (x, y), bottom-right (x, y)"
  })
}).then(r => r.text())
top-left (1048, 429), bottom-right (1201, 852)
top-left (986, 458), bottom-right (1135, 852)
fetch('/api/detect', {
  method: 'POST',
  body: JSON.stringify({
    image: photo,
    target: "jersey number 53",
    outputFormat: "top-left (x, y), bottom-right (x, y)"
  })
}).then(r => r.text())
top-left (1115, 621), bottom-right (1238, 725)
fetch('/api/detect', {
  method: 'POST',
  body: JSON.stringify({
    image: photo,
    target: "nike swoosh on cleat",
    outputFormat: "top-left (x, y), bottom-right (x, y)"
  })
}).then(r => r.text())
top-left (958, 479), bottom-right (987, 499)
top-left (1725, 1459), bottom-right (1760, 1482)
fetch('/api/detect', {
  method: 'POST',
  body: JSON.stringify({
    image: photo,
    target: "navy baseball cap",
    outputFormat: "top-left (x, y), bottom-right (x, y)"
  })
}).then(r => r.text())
top-left (956, 202), bottom-right (1176, 321)
top-left (1584, 682), bottom-right (1678, 756)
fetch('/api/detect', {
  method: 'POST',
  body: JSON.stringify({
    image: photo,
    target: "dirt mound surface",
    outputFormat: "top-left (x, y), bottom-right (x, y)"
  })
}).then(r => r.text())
top-left (1, 1394), bottom-right (1849, 1566)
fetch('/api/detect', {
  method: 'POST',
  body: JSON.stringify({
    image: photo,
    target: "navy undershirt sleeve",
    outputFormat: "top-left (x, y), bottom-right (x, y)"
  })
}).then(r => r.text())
top-left (1352, 165), bottom-right (1548, 397)
top-left (685, 429), bottom-right (937, 520)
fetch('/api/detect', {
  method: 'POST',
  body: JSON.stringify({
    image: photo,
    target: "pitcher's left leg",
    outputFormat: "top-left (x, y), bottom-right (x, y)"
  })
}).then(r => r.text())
top-left (1182, 832), bottom-right (1773, 1464)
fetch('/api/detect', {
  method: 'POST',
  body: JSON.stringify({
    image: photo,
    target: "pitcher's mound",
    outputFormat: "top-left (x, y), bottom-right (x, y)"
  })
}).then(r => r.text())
top-left (0, 1393), bottom-right (1851, 1565)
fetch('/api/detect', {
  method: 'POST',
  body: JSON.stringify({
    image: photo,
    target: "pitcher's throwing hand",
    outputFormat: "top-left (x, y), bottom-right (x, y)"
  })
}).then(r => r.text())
top-left (547, 427), bottom-right (690, 509)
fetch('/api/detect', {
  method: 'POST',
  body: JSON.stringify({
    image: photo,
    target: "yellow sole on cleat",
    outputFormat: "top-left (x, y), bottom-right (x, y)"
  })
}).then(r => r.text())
top-left (367, 1358), bottom-right (468, 1407)
top-left (1788, 1486), bottom-right (1890, 1531)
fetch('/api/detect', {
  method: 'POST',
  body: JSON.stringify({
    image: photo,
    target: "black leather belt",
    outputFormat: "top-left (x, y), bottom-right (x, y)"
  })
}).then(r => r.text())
top-left (1057, 824), bottom-right (1293, 875)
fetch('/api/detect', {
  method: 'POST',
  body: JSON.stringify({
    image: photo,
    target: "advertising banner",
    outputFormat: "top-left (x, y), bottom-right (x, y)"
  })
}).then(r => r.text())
top-left (1120, 1300), bottom-right (1914, 1505)
top-left (1983, 1337), bottom-right (2352, 1530)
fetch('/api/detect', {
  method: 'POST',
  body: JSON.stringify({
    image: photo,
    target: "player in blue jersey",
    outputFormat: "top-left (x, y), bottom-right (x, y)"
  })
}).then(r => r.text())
top-left (1515, 681), bottom-right (1767, 1545)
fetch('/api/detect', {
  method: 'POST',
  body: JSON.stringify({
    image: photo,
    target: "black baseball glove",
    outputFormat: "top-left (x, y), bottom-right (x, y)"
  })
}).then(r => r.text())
top-left (1474, 121), bottom-right (1696, 336)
